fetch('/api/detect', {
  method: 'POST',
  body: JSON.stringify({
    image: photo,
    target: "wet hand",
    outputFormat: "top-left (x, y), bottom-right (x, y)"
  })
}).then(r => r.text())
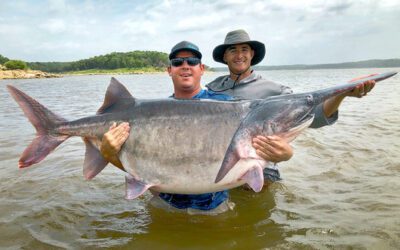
top-left (100, 122), bottom-right (130, 159)
top-left (347, 75), bottom-right (376, 98)
top-left (252, 135), bottom-right (293, 163)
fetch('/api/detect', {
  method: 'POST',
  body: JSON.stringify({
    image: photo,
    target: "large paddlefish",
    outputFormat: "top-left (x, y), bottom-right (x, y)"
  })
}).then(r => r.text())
top-left (7, 71), bottom-right (397, 199)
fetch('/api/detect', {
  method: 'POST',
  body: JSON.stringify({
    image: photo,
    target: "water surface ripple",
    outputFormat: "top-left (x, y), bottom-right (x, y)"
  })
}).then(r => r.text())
top-left (1, 69), bottom-right (399, 249)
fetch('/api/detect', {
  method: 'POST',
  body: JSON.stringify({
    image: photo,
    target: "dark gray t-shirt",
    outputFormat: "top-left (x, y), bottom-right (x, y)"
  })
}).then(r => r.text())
top-left (206, 71), bottom-right (337, 128)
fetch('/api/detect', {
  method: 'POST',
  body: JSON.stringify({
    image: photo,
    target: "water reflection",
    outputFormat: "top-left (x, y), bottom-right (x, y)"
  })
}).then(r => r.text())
top-left (1, 69), bottom-right (399, 248)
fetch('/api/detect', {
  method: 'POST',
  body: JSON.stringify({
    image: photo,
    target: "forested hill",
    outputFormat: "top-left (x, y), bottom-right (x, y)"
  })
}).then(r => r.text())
top-left (256, 59), bottom-right (400, 70)
top-left (2, 52), bottom-right (399, 73)
top-left (26, 51), bottom-right (169, 73)
top-left (211, 58), bottom-right (400, 71)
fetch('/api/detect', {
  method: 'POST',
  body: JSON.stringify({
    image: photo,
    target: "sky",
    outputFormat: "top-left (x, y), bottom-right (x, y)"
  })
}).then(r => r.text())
top-left (0, 0), bottom-right (399, 67)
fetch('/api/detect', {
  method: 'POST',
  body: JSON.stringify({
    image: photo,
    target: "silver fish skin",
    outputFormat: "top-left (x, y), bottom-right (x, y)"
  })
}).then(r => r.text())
top-left (7, 71), bottom-right (397, 199)
top-left (7, 79), bottom-right (260, 197)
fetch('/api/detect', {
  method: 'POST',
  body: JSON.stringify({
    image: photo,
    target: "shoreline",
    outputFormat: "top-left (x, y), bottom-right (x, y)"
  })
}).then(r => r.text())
top-left (0, 70), bottom-right (219, 80)
top-left (0, 69), bottom-right (61, 80)
top-left (0, 66), bottom-right (167, 80)
top-left (62, 67), bottom-right (167, 76)
top-left (0, 69), bottom-right (165, 80)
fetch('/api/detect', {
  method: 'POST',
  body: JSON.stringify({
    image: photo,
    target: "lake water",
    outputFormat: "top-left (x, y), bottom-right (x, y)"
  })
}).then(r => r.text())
top-left (1, 68), bottom-right (399, 249)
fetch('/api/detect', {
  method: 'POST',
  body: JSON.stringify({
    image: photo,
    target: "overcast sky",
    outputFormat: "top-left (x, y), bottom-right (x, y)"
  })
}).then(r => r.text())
top-left (1, 0), bottom-right (399, 67)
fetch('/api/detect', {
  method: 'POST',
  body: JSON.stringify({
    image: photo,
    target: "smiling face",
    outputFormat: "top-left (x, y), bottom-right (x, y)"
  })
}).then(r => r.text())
top-left (168, 50), bottom-right (204, 99)
top-left (223, 43), bottom-right (254, 77)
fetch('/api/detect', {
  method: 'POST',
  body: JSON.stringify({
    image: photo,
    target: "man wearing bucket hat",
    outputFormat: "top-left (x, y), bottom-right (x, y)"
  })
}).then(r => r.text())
top-left (207, 29), bottom-right (376, 184)
top-left (206, 29), bottom-right (288, 100)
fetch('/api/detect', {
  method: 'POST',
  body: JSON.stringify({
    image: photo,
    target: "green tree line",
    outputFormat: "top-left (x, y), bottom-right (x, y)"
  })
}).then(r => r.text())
top-left (5, 60), bottom-right (28, 70)
top-left (1, 55), bottom-right (28, 70)
top-left (0, 54), bottom-right (9, 64)
top-left (27, 51), bottom-right (169, 72)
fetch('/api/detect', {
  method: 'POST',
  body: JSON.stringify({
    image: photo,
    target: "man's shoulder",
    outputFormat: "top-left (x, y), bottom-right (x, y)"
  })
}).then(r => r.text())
top-left (197, 89), bottom-right (233, 101)
top-left (207, 74), bottom-right (229, 85)
top-left (205, 71), bottom-right (271, 92)
top-left (205, 75), bottom-right (230, 91)
top-left (208, 90), bottom-right (233, 100)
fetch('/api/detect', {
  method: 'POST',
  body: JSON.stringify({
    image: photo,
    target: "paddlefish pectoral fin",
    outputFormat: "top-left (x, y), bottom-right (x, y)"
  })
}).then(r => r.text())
top-left (215, 143), bottom-right (240, 183)
top-left (125, 174), bottom-right (153, 199)
top-left (83, 138), bottom-right (109, 180)
top-left (7, 85), bottom-right (69, 168)
top-left (240, 165), bottom-right (264, 192)
top-left (215, 118), bottom-right (254, 184)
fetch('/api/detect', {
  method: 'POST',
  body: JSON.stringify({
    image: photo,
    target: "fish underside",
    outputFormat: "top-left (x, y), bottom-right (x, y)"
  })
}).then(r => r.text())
top-left (7, 71), bottom-right (397, 199)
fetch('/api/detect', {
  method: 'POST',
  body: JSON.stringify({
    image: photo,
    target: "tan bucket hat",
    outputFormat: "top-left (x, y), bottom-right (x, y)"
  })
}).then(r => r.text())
top-left (213, 29), bottom-right (266, 66)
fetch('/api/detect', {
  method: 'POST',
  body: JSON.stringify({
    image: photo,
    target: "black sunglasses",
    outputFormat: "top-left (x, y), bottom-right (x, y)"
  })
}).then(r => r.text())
top-left (170, 57), bottom-right (201, 67)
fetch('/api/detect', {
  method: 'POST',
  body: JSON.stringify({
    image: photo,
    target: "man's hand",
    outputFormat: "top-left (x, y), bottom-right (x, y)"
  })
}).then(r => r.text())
top-left (346, 79), bottom-right (376, 98)
top-left (323, 77), bottom-right (376, 118)
top-left (252, 135), bottom-right (293, 163)
top-left (100, 122), bottom-right (130, 169)
top-left (346, 74), bottom-right (377, 98)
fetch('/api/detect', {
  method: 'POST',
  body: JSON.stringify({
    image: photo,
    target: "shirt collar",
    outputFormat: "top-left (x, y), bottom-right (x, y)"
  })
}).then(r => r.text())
top-left (170, 89), bottom-right (205, 99)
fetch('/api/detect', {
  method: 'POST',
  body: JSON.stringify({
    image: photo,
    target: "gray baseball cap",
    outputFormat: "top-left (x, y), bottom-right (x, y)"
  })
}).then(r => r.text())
top-left (213, 29), bottom-right (265, 65)
top-left (169, 41), bottom-right (202, 60)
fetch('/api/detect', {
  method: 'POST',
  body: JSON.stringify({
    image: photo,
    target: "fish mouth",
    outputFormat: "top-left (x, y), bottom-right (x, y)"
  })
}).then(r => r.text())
top-left (299, 114), bottom-right (314, 125)
top-left (281, 114), bottom-right (314, 141)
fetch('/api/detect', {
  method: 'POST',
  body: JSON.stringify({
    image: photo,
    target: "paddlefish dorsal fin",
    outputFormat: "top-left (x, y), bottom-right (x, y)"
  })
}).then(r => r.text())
top-left (97, 77), bottom-right (136, 114)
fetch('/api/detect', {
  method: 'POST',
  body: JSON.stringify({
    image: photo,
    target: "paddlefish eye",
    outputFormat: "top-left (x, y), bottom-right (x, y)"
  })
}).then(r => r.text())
top-left (306, 94), bottom-right (314, 105)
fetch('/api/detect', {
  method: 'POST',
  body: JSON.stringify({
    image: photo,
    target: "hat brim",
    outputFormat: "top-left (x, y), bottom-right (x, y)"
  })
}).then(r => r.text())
top-left (212, 41), bottom-right (265, 66)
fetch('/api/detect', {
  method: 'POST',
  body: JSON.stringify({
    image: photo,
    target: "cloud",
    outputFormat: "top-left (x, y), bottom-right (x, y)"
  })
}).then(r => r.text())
top-left (325, 1), bottom-right (353, 14)
top-left (0, 0), bottom-right (400, 65)
top-left (40, 18), bottom-right (66, 33)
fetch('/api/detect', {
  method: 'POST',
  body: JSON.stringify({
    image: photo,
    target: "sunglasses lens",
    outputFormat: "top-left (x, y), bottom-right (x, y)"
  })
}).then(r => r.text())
top-left (187, 58), bottom-right (200, 66)
top-left (171, 57), bottom-right (200, 67)
top-left (171, 58), bottom-right (184, 67)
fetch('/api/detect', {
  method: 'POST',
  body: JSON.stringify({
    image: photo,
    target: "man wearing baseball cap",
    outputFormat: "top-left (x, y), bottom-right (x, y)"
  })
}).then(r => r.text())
top-left (100, 40), bottom-right (293, 214)
top-left (100, 41), bottom-right (237, 214)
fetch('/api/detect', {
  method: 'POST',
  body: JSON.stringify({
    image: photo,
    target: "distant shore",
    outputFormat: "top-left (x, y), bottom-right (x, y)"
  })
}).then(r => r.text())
top-left (0, 69), bottom-right (61, 80)
top-left (3, 58), bottom-right (399, 80)
top-left (211, 58), bottom-right (400, 72)
top-left (63, 67), bottom-right (166, 76)
top-left (0, 67), bottom-right (166, 80)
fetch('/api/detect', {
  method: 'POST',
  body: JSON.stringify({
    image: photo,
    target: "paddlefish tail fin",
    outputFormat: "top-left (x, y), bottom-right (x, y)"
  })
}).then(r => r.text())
top-left (7, 85), bottom-right (69, 168)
